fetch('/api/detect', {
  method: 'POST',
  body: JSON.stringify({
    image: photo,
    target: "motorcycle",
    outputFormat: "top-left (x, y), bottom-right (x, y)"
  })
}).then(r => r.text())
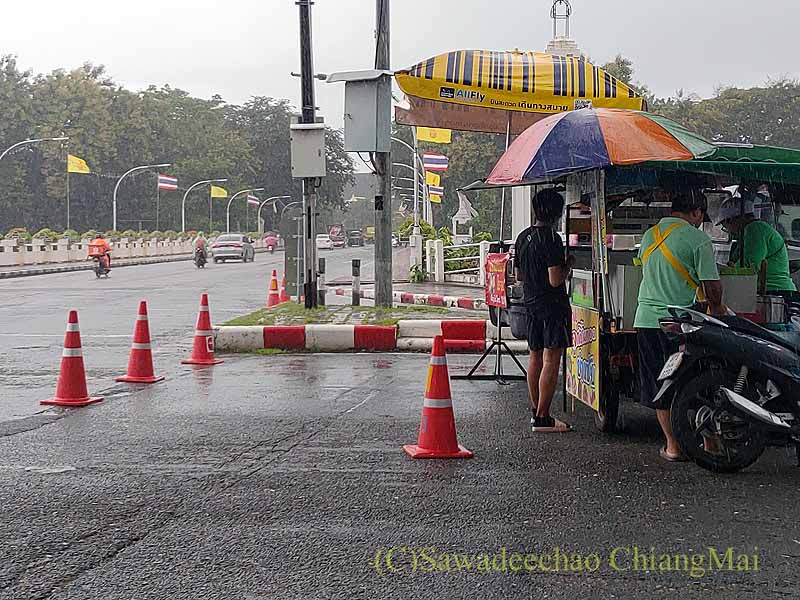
top-left (93, 254), bottom-right (110, 278)
top-left (194, 247), bottom-right (207, 269)
top-left (655, 306), bottom-right (800, 473)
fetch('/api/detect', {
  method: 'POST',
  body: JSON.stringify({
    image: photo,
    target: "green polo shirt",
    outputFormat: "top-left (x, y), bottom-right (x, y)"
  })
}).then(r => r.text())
top-left (634, 217), bottom-right (720, 329)
top-left (739, 220), bottom-right (796, 293)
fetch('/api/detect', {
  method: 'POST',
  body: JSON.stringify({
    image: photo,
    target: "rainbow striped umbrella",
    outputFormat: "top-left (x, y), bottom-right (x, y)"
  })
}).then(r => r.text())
top-left (486, 108), bottom-right (717, 185)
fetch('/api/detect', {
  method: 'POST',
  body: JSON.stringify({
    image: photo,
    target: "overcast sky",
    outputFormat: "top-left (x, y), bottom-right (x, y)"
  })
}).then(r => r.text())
top-left (3, 0), bottom-right (798, 129)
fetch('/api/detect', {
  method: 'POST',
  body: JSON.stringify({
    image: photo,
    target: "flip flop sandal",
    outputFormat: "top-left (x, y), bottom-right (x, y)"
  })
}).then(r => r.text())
top-left (659, 447), bottom-right (689, 462)
top-left (532, 419), bottom-right (574, 433)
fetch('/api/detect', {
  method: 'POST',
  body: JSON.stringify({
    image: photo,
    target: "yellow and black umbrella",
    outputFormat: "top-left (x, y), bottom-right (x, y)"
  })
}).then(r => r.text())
top-left (396, 49), bottom-right (646, 135)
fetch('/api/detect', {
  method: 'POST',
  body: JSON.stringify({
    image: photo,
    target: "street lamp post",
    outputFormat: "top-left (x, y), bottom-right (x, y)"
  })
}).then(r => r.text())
top-left (0, 136), bottom-right (69, 164)
top-left (181, 178), bottom-right (228, 233)
top-left (112, 163), bottom-right (171, 231)
top-left (392, 135), bottom-right (426, 235)
top-left (225, 188), bottom-right (265, 233)
top-left (258, 195), bottom-right (292, 234)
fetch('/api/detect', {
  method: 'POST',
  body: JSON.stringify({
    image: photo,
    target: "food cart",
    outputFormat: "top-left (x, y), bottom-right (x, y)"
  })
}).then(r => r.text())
top-left (482, 108), bottom-right (800, 431)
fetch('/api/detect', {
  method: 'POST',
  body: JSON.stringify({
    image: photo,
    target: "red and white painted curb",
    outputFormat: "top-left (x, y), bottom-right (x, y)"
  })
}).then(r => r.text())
top-left (333, 288), bottom-right (486, 311)
top-left (214, 320), bottom-right (528, 354)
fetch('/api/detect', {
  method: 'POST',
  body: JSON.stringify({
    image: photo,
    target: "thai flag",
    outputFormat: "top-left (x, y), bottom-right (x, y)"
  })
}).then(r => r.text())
top-left (157, 174), bottom-right (178, 191)
top-left (423, 152), bottom-right (449, 171)
top-left (247, 194), bottom-right (260, 206)
top-left (428, 185), bottom-right (444, 196)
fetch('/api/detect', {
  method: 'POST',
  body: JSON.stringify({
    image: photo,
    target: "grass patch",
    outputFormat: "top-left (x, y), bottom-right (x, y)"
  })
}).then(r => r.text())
top-left (223, 302), bottom-right (460, 327)
top-left (254, 348), bottom-right (288, 356)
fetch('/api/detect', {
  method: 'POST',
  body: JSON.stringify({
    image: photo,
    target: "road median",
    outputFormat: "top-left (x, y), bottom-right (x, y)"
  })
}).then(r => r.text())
top-left (216, 303), bottom-right (527, 354)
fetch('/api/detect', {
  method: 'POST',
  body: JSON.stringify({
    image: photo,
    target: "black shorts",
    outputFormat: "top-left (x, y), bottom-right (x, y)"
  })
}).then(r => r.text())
top-left (637, 328), bottom-right (677, 410)
top-left (527, 311), bottom-right (572, 351)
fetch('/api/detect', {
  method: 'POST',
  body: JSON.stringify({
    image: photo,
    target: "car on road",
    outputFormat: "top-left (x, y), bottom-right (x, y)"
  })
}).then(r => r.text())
top-left (316, 234), bottom-right (334, 250)
top-left (328, 224), bottom-right (346, 248)
top-left (211, 233), bottom-right (255, 263)
top-left (347, 230), bottom-right (364, 247)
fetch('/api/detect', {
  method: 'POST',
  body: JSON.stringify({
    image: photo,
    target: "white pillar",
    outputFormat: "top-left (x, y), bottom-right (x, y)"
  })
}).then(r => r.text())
top-left (511, 185), bottom-right (533, 239)
top-left (478, 240), bottom-right (491, 287)
top-left (409, 233), bottom-right (423, 271)
top-left (433, 239), bottom-right (444, 282)
top-left (425, 238), bottom-right (434, 276)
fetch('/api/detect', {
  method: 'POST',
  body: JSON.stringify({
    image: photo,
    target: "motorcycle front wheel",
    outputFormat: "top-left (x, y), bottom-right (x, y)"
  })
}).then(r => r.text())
top-left (671, 370), bottom-right (766, 473)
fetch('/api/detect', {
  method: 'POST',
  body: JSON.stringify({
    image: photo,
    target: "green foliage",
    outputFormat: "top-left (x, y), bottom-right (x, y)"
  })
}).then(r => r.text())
top-left (0, 57), bottom-right (353, 233)
top-left (120, 229), bottom-right (138, 238)
top-left (104, 229), bottom-right (119, 239)
top-left (62, 228), bottom-right (79, 240)
top-left (147, 230), bottom-right (163, 239)
top-left (5, 227), bottom-right (30, 240)
top-left (82, 229), bottom-right (97, 239)
top-left (396, 217), bottom-right (437, 240)
top-left (33, 227), bottom-right (59, 240)
top-left (162, 230), bottom-right (178, 240)
top-left (409, 263), bottom-right (427, 283)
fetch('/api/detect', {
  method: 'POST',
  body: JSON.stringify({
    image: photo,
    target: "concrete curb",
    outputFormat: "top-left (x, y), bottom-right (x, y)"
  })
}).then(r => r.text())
top-left (333, 288), bottom-right (486, 311)
top-left (0, 254), bottom-right (194, 279)
top-left (214, 319), bottom-right (529, 355)
top-left (0, 247), bottom-right (270, 279)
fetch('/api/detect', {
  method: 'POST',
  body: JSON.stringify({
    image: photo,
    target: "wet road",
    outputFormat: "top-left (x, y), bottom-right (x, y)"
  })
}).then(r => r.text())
top-left (0, 246), bottom-right (376, 422)
top-left (0, 353), bottom-right (797, 599)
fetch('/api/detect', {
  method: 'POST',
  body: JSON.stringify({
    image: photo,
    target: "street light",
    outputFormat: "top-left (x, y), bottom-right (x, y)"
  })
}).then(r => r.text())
top-left (226, 187), bottom-right (265, 233)
top-left (181, 178), bottom-right (228, 233)
top-left (0, 136), bottom-right (69, 164)
top-left (112, 163), bottom-right (171, 231)
top-left (258, 195), bottom-right (292, 234)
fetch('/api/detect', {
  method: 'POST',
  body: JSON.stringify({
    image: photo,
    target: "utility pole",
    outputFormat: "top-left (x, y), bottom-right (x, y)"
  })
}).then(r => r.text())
top-left (374, 0), bottom-right (392, 307)
top-left (298, 0), bottom-right (318, 308)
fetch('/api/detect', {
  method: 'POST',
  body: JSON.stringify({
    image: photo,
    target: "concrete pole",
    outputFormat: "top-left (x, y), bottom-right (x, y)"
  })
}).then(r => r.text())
top-left (374, 0), bottom-right (392, 307)
top-left (298, 0), bottom-right (318, 309)
top-left (317, 256), bottom-right (326, 306)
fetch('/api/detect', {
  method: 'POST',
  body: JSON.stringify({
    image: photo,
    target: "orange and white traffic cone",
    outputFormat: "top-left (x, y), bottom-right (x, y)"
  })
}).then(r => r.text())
top-left (182, 293), bottom-right (223, 366)
top-left (267, 269), bottom-right (281, 307)
top-left (41, 310), bottom-right (104, 407)
top-left (279, 275), bottom-right (290, 303)
top-left (116, 300), bottom-right (164, 384)
top-left (403, 335), bottom-right (473, 459)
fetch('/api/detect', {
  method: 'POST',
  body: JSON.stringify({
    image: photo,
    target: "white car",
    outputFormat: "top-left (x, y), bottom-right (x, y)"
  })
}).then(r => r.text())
top-left (316, 234), bottom-right (334, 250)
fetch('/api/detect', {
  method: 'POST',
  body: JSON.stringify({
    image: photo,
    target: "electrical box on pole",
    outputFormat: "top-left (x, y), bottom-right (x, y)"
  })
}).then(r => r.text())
top-left (290, 115), bottom-right (327, 178)
top-left (327, 70), bottom-right (393, 153)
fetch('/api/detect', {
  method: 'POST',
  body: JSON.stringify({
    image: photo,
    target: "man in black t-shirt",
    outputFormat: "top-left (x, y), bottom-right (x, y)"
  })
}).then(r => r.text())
top-left (514, 189), bottom-right (574, 433)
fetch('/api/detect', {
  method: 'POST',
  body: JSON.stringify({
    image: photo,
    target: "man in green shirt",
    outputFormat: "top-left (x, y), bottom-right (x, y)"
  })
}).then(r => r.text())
top-left (717, 199), bottom-right (797, 296)
top-left (634, 193), bottom-right (726, 462)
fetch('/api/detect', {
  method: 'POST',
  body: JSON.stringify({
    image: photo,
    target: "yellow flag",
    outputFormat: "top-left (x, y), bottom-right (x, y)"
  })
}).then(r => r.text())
top-left (210, 185), bottom-right (228, 198)
top-left (417, 127), bottom-right (452, 144)
top-left (67, 154), bottom-right (90, 174)
top-left (430, 194), bottom-right (442, 204)
top-left (425, 171), bottom-right (440, 186)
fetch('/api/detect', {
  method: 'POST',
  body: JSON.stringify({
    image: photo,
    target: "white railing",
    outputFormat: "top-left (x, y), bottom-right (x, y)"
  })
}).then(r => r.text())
top-left (424, 239), bottom-right (492, 285)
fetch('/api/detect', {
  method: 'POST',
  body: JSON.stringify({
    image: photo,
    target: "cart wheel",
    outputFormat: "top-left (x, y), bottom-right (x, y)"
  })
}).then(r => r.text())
top-left (595, 382), bottom-right (621, 433)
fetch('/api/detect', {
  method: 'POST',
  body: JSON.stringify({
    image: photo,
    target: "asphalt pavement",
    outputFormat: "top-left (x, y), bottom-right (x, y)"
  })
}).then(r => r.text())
top-left (0, 245), bottom-right (377, 422)
top-left (0, 353), bottom-right (797, 599)
top-left (2, 247), bottom-right (798, 599)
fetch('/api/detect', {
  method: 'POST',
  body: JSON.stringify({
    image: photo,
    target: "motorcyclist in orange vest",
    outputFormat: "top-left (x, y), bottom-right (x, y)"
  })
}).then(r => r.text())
top-left (88, 233), bottom-right (112, 269)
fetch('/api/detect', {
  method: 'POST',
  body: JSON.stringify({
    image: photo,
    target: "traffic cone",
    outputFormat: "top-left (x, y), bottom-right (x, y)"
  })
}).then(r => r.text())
top-left (41, 310), bottom-right (104, 407)
top-left (116, 300), bottom-right (164, 384)
top-left (403, 335), bottom-right (473, 459)
top-left (182, 293), bottom-right (223, 366)
top-left (279, 275), bottom-right (290, 303)
top-left (267, 269), bottom-right (281, 307)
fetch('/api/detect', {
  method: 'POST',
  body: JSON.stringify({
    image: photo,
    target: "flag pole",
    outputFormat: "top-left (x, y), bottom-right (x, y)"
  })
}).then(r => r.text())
top-left (66, 171), bottom-right (70, 231)
top-left (156, 175), bottom-right (160, 232)
top-left (209, 188), bottom-right (213, 232)
top-left (65, 148), bottom-right (70, 231)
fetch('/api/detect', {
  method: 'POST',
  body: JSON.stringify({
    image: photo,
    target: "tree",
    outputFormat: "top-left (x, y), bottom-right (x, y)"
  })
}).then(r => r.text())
top-left (0, 60), bottom-right (354, 234)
